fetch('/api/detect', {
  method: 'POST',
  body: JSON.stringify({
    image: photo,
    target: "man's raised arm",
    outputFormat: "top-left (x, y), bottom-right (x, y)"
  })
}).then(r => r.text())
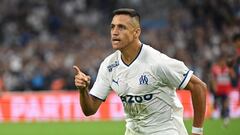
top-left (73, 65), bottom-right (102, 116)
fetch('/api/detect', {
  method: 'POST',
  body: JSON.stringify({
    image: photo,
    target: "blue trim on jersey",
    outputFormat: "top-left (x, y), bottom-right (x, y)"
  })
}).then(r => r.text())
top-left (178, 70), bottom-right (190, 89)
top-left (121, 43), bottom-right (143, 67)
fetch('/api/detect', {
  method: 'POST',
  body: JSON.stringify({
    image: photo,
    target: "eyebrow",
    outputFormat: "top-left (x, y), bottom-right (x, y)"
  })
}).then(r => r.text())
top-left (110, 23), bottom-right (127, 28)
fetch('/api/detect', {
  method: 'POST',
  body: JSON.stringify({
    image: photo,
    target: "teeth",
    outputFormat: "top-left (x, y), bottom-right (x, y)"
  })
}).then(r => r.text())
top-left (113, 41), bottom-right (120, 43)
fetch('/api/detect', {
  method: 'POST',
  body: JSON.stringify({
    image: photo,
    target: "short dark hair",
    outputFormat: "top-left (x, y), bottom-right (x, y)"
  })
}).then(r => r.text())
top-left (232, 33), bottom-right (240, 42)
top-left (112, 8), bottom-right (140, 23)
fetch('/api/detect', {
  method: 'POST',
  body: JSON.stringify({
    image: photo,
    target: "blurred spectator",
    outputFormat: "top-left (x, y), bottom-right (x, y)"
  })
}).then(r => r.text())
top-left (0, 66), bottom-right (6, 96)
top-left (228, 33), bottom-right (240, 102)
top-left (210, 54), bottom-right (232, 126)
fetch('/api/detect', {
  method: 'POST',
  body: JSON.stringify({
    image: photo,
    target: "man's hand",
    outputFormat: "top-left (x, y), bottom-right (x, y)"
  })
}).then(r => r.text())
top-left (73, 65), bottom-right (91, 91)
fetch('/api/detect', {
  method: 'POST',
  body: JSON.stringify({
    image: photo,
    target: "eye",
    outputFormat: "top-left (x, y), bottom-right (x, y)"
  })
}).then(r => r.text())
top-left (110, 24), bottom-right (115, 30)
top-left (118, 25), bottom-right (126, 30)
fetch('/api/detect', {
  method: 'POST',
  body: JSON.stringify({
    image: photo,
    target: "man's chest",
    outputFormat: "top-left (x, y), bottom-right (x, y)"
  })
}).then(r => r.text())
top-left (110, 66), bottom-right (159, 96)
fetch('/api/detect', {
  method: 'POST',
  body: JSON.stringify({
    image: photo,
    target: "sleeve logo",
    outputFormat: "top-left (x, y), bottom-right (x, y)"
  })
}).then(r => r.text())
top-left (107, 61), bottom-right (119, 72)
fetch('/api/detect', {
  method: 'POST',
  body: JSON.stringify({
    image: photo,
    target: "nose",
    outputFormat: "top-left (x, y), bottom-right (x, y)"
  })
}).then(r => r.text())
top-left (111, 27), bottom-right (119, 36)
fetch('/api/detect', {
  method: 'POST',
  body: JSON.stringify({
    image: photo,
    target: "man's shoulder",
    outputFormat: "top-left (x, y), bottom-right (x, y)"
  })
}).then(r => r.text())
top-left (142, 44), bottom-right (164, 60)
top-left (102, 50), bottom-right (119, 63)
top-left (99, 51), bottom-right (120, 72)
top-left (143, 44), bottom-right (161, 54)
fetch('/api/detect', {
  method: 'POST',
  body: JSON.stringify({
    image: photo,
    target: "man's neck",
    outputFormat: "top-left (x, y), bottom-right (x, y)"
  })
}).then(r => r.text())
top-left (121, 41), bottom-right (141, 65)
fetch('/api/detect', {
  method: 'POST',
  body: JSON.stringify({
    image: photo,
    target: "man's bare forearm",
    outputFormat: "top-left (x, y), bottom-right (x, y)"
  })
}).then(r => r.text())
top-left (191, 82), bottom-right (207, 127)
top-left (73, 65), bottom-right (102, 116)
top-left (79, 88), bottom-right (95, 116)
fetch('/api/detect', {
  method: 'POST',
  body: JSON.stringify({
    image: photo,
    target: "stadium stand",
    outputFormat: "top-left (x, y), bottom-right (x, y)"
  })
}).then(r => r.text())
top-left (0, 0), bottom-right (239, 92)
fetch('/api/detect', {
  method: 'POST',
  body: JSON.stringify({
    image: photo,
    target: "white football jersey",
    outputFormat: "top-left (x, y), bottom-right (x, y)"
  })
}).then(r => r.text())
top-left (90, 44), bottom-right (192, 135)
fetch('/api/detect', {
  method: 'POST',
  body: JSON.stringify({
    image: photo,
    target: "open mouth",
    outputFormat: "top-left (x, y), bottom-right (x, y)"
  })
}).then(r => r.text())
top-left (112, 38), bottom-right (121, 44)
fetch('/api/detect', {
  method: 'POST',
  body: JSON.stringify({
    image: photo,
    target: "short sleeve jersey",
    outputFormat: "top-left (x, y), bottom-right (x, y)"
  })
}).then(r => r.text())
top-left (90, 44), bottom-right (192, 135)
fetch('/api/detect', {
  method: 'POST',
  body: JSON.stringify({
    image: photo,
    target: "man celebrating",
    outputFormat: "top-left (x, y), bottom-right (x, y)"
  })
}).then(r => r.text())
top-left (74, 8), bottom-right (207, 135)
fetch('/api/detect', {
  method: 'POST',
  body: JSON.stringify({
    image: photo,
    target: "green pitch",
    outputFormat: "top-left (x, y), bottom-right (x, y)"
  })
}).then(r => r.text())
top-left (0, 119), bottom-right (239, 135)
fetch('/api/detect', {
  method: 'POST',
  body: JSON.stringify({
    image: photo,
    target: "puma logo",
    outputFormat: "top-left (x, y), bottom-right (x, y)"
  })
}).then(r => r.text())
top-left (112, 78), bottom-right (119, 85)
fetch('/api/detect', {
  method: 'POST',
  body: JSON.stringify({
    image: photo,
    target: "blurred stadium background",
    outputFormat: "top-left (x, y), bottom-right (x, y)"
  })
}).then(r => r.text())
top-left (0, 0), bottom-right (240, 135)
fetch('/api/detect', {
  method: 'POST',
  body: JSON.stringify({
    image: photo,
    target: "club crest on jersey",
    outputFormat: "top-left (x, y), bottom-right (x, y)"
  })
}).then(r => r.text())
top-left (139, 75), bottom-right (148, 85)
top-left (107, 61), bottom-right (119, 72)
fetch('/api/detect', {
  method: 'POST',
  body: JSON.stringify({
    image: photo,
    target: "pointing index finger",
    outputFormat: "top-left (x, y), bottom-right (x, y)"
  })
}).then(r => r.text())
top-left (73, 65), bottom-right (81, 75)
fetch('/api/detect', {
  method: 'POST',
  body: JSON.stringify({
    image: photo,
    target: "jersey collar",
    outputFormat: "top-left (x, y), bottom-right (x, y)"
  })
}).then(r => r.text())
top-left (119, 43), bottom-right (143, 67)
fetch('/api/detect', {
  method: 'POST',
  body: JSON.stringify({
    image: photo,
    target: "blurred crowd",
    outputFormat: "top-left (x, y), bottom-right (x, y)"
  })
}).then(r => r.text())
top-left (0, 0), bottom-right (239, 92)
